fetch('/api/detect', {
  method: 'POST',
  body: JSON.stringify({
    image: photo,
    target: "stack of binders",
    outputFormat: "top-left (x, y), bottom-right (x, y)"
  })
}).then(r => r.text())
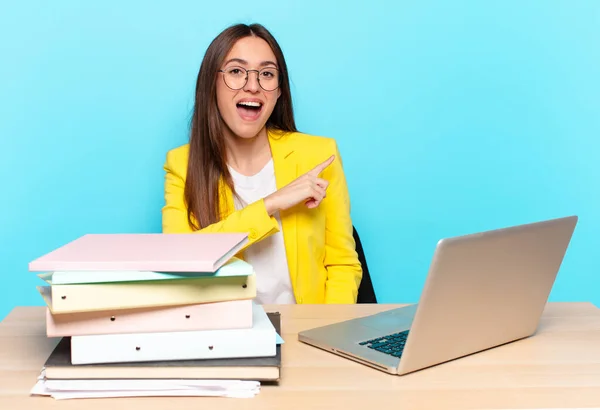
top-left (27, 233), bottom-right (281, 398)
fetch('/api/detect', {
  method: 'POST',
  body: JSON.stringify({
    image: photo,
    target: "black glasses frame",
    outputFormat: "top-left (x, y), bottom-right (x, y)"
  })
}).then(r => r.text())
top-left (218, 67), bottom-right (281, 91)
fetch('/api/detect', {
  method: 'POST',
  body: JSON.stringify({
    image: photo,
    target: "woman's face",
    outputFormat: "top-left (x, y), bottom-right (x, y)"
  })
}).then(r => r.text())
top-left (216, 36), bottom-right (281, 140)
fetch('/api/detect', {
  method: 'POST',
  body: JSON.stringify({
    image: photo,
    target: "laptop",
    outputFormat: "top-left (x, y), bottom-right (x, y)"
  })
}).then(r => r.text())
top-left (298, 215), bottom-right (578, 376)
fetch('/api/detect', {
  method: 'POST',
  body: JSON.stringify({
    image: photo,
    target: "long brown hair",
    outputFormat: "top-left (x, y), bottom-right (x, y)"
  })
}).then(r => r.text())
top-left (185, 23), bottom-right (297, 230)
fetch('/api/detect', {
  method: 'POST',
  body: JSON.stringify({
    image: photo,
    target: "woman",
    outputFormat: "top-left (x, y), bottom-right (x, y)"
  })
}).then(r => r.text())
top-left (162, 23), bottom-right (362, 304)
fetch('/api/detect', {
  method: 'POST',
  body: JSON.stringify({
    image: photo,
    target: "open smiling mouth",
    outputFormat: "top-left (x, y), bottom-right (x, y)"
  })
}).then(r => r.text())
top-left (236, 101), bottom-right (263, 121)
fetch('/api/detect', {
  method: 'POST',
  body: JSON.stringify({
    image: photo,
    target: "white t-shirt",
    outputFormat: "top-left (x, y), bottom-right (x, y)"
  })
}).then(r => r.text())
top-left (228, 159), bottom-right (296, 304)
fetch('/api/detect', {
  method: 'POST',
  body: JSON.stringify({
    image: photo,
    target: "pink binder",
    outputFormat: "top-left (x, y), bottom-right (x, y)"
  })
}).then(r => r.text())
top-left (29, 233), bottom-right (249, 272)
top-left (45, 299), bottom-right (253, 337)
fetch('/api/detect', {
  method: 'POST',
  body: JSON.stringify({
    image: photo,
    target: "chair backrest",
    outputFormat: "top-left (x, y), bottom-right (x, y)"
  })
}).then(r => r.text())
top-left (353, 226), bottom-right (377, 303)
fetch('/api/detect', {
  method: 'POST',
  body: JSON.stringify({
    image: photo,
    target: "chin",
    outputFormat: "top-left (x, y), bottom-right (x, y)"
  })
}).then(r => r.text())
top-left (230, 123), bottom-right (267, 139)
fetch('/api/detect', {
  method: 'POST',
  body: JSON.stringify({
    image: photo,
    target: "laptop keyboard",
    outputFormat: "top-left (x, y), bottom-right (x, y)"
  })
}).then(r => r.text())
top-left (358, 330), bottom-right (409, 358)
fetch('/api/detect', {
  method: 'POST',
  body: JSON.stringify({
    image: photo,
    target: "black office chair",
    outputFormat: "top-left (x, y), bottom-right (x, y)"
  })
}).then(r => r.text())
top-left (353, 226), bottom-right (377, 303)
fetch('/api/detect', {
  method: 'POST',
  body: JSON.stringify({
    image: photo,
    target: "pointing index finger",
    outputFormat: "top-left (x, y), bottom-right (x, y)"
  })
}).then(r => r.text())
top-left (309, 155), bottom-right (335, 176)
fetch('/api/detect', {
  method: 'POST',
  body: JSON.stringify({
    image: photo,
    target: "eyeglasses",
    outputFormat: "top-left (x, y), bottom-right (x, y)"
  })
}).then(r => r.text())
top-left (218, 66), bottom-right (280, 91)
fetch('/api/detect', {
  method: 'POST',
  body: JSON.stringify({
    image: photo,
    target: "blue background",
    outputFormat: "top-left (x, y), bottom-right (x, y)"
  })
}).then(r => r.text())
top-left (1, 1), bottom-right (599, 320)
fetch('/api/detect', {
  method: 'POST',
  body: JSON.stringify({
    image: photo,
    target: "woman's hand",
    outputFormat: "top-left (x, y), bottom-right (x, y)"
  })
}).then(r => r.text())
top-left (264, 155), bottom-right (335, 215)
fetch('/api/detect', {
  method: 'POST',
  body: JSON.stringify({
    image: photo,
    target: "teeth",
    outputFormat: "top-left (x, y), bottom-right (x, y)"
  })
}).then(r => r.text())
top-left (238, 101), bottom-right (262, 107)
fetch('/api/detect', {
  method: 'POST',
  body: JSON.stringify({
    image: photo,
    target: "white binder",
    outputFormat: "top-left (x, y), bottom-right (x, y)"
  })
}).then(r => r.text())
top-left (70, 303), bottom-right (276, 365)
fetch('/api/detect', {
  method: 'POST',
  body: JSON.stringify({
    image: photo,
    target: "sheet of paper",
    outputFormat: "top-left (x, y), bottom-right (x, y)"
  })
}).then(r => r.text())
top-left (30, 373), bottom-right (261, 400)
top-left (31, 382), bottom-right (258, 399)
top-left (44, 378), bottom-right (260, 391)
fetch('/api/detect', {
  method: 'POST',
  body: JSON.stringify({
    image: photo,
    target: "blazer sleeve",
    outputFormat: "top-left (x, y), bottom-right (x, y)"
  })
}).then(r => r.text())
top-left (161, 149), bottom-right (280, 247)
top-left (320, 140), bottom-right (363, 303)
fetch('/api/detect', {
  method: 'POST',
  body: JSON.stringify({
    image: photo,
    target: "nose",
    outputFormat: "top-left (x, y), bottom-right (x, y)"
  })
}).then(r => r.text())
top-left (243, 70), bottom-right (260, 93)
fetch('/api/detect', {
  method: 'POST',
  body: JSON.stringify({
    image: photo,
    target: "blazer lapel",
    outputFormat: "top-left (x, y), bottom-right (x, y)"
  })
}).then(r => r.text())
top-left (268, 130), bottom-right (300, 293)
top-left (217, 177), bottom-right (234, 219)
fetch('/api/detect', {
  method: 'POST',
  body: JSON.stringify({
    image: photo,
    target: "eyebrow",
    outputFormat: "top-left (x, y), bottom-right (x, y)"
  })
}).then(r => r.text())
top-left (223, 58), bottom-right (278, 68)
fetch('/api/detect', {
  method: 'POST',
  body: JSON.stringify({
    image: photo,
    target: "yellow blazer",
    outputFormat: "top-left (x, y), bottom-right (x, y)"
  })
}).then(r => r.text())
top-left (162, 128), bottom-right (362, 304)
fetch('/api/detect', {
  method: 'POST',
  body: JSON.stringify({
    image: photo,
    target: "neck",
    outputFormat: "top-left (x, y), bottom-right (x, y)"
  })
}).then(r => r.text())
top-left (224, 126), bottom-right (272, 176)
